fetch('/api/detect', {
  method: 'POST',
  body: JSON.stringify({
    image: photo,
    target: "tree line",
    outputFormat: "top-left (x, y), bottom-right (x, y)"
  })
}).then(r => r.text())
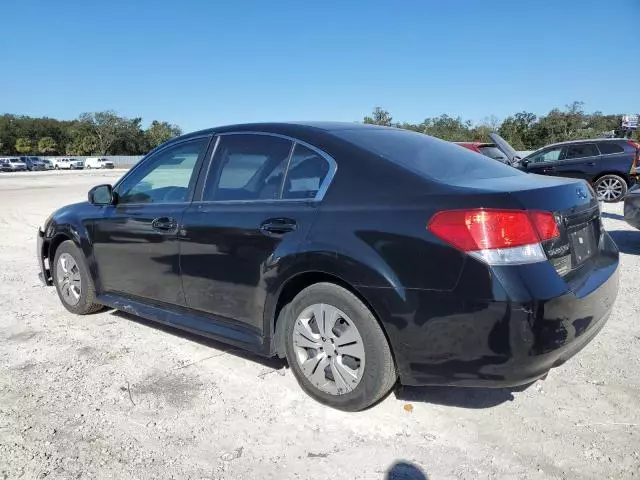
top-left (0, 111), bottom-right (182, 156)
top-left (1, 102), bottom-right (633, 156)
top-left (364, 101), bottom-right (635, 150)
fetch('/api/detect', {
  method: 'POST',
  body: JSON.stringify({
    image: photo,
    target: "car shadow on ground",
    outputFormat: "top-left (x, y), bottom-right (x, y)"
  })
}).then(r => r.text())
top-left (108, 310), bottom-right (530, 409)
top-left (385, 461), bottom-right (429, 479)
top-left (109, 310), bottom-right (285, 371)
top-left (601, 211), bottom-right (625, 221)
top-left (608, 230), bottom-right (640, 255)
top-left (394, 382), bottom-right (532, 409)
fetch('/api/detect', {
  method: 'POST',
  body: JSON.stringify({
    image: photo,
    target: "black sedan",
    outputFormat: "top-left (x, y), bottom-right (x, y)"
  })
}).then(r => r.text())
top-left (624, 183), bottom-right (640, 229)
top-left (37, 122), bottom-right (619, 411)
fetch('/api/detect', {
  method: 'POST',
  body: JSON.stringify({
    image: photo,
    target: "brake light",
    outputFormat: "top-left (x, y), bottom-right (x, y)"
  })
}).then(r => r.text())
top-left (428, 209), bottom-right (559, 265)
top-left (628, 140), bottom-right (640, 171)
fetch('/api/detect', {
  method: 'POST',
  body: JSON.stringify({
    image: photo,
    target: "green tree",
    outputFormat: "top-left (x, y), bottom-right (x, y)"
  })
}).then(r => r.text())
top-left (15, 137), bottom-right (32, 154)
top-left (363, 107), bottom-right (393, 126)
top-left (78, 111), bottom-right (132, 154)
top-left (145, 120), bottom-right (182, 149)
top-left (37, 136), bottom-right (58, 154)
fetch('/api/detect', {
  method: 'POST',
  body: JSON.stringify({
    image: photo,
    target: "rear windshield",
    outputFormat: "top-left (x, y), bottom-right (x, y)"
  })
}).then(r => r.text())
top-left (333, 128), bottom-right (523, 182)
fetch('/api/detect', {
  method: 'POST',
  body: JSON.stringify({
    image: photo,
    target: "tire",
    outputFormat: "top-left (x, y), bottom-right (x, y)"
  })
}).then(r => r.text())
top-left (594, 174), bottom-right (628, 203)
top-left (284, 282), bottom-right (396, 411)
top-left (52, 240), bottom-right (103, 315)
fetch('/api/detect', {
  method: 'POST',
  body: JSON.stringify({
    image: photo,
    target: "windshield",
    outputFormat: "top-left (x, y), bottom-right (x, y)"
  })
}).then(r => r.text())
top-left (478, 146), bottom-right (509, 162)
top-left (333, 128), bottom-right (523, 182)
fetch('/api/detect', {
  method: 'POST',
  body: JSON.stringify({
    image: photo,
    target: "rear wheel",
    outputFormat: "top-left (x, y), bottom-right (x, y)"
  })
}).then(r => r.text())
top-left (52, 240), bottom-right (103, 315)
top-left (594, 174), bottom-right (627, 202)
top-left (284, 283), bottom-right (396, 411)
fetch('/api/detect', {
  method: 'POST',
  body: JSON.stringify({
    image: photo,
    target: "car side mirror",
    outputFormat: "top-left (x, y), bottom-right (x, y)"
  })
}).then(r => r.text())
top-left (520, 159), bottom-right (529, 168)
top-left (88, 184), bottom-right (115, 205)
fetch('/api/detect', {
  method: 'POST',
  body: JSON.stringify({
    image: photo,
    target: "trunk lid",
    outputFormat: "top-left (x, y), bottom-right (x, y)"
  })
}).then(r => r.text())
top-left (467, 174), bottom-right (604, 277)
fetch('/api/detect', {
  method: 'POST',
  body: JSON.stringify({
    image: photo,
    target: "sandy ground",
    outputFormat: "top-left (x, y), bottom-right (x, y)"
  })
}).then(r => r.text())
top-left (0, 170), bottom-right (639, 480)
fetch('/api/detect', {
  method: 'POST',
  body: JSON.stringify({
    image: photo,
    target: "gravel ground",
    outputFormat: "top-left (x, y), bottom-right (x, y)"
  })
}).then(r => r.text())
top-left (1, 170), bottom-right (639, 480)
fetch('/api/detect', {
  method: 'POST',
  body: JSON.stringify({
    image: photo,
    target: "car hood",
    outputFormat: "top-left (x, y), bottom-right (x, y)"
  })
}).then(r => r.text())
top-left (489, 133), bottom-right (521, 165)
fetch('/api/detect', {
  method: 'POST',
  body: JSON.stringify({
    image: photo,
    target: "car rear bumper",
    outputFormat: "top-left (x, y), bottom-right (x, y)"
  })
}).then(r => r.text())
top-left (37, 228), bottom-right (53, 286)
top-left (362, 253), bottom-right (619, 387)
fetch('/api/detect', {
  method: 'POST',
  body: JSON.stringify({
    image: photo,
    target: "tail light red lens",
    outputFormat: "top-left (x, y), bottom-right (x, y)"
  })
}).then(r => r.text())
top-left (428, 209), bottom-right (559, 252)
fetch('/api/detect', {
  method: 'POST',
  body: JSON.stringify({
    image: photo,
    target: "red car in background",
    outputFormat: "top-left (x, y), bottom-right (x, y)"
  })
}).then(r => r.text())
top-left (455, 142), bottom-right (511, 163)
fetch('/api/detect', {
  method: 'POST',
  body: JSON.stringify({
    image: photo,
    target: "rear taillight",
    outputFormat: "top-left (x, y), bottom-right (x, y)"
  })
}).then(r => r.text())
top-left (627, 140), bottom-right (640, 171)
top-left (428, 209), bottom-right (559, 265)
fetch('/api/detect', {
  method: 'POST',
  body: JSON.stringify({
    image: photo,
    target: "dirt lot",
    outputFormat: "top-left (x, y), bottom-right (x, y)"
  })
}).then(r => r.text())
top-left (1, 170), bottom-right (639, 480)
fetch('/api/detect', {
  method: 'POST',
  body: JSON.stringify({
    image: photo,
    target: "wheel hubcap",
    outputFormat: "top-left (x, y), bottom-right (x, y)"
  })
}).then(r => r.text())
top-left (597, 178), bottom-right (623, 201)
top-left (292, 303), bottom-right (365, 395)
top-left (56, 253), bottom-right (82, 306)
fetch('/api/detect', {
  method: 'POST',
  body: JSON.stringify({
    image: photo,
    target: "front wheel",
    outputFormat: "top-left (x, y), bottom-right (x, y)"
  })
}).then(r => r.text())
top-left (594, 174), bottom-right (627, 202)
top-left (52, 240), bottom-right (103, 315)
top-left (284, 283), bottom-right (397, 411)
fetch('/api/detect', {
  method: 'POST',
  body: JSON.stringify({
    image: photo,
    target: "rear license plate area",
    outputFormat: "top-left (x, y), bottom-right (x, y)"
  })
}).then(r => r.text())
top-left (569, 222), bottom-right (596, 266)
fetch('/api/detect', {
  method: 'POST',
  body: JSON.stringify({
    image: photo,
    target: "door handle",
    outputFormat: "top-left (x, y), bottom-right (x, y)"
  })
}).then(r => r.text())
top-left (151, 217), bottom-right (177, 231)
top-left (585, 162), bottom-right (596, 166)
top-left (260, 218), bottom-right (297, 236)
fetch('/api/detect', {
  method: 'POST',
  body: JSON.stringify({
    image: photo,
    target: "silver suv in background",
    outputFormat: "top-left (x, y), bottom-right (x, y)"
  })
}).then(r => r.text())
top-left (0, 157), bottom-right (28, 172)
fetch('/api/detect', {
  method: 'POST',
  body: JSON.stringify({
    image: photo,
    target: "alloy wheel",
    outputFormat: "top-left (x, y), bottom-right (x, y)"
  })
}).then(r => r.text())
top-left (292, 303), bottom-right (366, 395)
top-left (596, 178), bottom-right (624, 201)
top-left (56, 253), bottom-right (82, 306)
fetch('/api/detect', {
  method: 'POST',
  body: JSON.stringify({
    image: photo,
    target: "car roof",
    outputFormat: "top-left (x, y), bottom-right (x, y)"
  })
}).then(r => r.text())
top-left (544, 138), bottom-right (628, 148)
top-left (177, 121), bottom-right (395, 140)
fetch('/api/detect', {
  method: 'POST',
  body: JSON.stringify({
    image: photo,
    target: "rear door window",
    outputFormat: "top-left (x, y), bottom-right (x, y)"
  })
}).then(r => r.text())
top-left (564, 143), bottom-right (598, 160)
top-left (597, 142), bottom-right (624, 155)
top-left (203, 134), bottom-right (293, 201)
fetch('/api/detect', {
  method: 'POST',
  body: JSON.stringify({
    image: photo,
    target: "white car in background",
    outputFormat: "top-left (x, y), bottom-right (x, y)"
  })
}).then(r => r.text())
top-left (85, 157), bottom-right (115, 169)
top-left (52, 158), bottom-right (84, 170)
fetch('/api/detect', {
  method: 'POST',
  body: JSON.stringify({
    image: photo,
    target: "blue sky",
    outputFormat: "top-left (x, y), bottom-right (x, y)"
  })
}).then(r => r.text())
top-left (1, 0), bottom-right (638, 132)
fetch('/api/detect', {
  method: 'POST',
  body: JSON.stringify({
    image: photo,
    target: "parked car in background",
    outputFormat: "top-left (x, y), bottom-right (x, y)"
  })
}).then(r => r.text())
top-left (52, 158), bottom-right (84, 170)
top-left (624, 183), bottom-right (640, 229)
top-left (85, 157), bottom-right (115, 169)
top-left (489, 134), bottom-right (639, 203)
top-left (456, 142), bottom-right (511, 162)
top-left (19, 156), bottom-right (46, 171)
top-left (456, 142), bottom-right (532, 162)
top-left (0, 157), bottom-right (27, 171)
top-left (38, 122), bottom-right (619, 411)
top-left (40, 159), bottom-right (54, 170)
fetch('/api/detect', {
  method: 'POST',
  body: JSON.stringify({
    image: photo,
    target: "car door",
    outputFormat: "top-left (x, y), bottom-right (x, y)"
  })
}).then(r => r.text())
top-left (551, 143), bottom-right (600, 181)
top-left (180, 132), bottom-right (336, 334)
top-left (91, 136), bottom-right (211, 305)
top-left (521, 146), bottom-right (567, 176)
